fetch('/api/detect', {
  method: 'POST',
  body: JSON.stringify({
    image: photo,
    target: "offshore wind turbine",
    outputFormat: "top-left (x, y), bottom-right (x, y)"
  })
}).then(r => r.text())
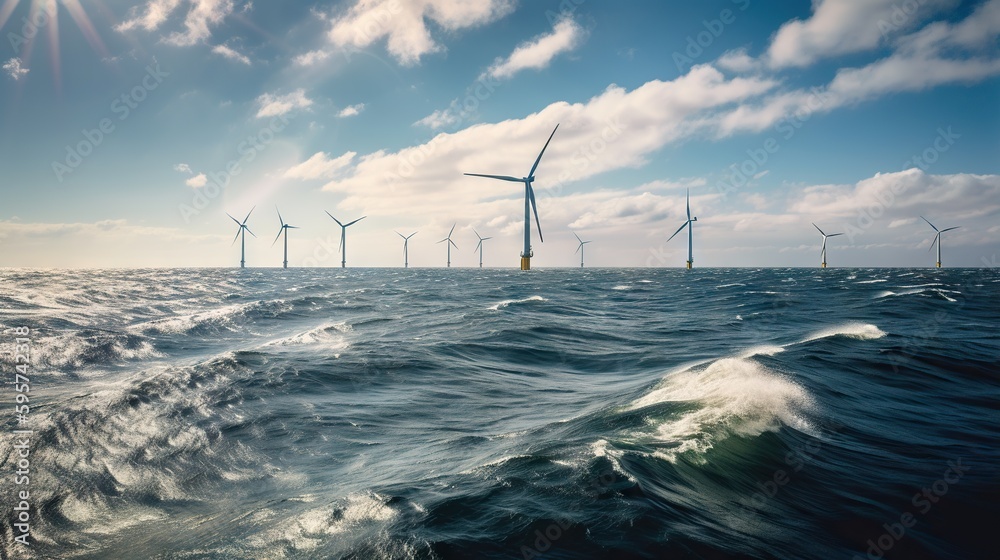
top-left (812, 223), bottom-right (844, 268)
top-left (437, 224), bottom-right (458, 267)
top-left (272, 208), bottom-right (298, 268)
top-left (226, 206), bottom-right (256, 268)
top-left (921, 216), bottom-right (960, 268)
top-left (396, 231), bottom-right (417, 268)
top-left (667, 189), bottom-right (698, 269)
top-left (573, 232), bottom-right (592, 268)
top-left (464, 124), bottom-right (559, 270)
top-left (325, 212), bottom-right (366, 268)
top-left (473, 228), bottom-right (492, 268)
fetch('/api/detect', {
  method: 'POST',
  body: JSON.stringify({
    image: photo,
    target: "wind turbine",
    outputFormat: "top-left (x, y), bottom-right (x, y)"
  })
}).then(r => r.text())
top-left (226, 206), bottom-right (256, 268)
top-left (464, 124), bottom-right (559, 270)
top-left (921, 216), bottom-right (960, 268)
top-left (325, 212), bottom-right (366, 268)
top-left (438, 223), bottom-right (458, 267)
top-left (573, 232), bottom-right (592, 268)
top-left (812, 223), bottom-right (844, 268)
top-left (667, 189), bottom-right (698, 269)
top-left (272, 207), bottom-right (298, 268)
top-left (397, 231), bottom-right (417, 268)
top-left (473, 228), bottom-right (492, 268)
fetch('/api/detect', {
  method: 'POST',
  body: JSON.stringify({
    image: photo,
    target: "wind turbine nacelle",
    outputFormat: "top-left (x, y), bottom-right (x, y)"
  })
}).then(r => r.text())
top-left (691, 217), bottom-right (698, 222)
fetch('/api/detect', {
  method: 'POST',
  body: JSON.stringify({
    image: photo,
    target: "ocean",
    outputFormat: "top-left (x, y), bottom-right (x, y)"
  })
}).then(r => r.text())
top-left (1, 267), bottom-right (997, 559)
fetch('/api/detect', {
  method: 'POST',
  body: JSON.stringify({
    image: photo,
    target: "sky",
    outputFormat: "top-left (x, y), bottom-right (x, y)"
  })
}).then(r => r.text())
top-left (0, 0), bottom-right (998, 268)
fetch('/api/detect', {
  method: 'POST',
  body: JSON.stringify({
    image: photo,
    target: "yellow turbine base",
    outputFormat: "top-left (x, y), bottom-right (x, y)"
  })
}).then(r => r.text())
top-left (686, 261), bottom-right (692, 269)
top-left (936, 262), bottom-right (941, 268)
top-left (521, 256), bottom-right (531, 270)
top-left (821, 263), bottom-right (827, 268)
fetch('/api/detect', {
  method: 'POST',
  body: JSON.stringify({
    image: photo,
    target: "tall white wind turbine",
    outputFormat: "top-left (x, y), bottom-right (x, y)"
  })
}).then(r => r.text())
top-left (473, 228), bottom-right (492, 268)
top-left (573, 232), bottom-right (592, 268)
top-left (667, 189), bottom-right (698, 269)
top-left (397, 231), bottom-right (417, 268)
top-left (464, 124), bottom-right (559, 270)
top-left (437, 224), bottom-right (458, 267)
top-left (227, 206), bottom-right (256, 268)
top-left (812, 223), bottom-right (844, 268)
top-left (326, 212), bottom-right (366, 268)
top-left (272, 208), bottom-right (299, 269)
top-left (921, 216), bottom-right (960, 268)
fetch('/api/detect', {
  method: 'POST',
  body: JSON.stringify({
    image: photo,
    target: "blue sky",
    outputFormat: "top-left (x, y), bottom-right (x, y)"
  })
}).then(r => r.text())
top-left (1, 0), bottom-right (998, 268)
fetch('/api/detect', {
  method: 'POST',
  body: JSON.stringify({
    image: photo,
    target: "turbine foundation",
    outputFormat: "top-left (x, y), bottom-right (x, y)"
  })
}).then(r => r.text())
top-left (686, 261), bottom-right (692, 269)
top-left (520, 256), bottom-right (530, 270)
top-left (936, 261), bottom-right (941, 268)
top-left (821, 262), bottom-right (827, 268)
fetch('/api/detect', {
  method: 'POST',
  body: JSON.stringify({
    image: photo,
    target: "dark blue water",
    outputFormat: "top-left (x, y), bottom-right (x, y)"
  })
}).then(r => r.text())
top-left (1, 268), bottom-right (998, 559)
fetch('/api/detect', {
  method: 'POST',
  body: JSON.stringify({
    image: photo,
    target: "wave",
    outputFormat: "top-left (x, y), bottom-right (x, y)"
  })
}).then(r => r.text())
top-left (874, 287), bottom-right (959, 301)
top-left (801, 322), bottom-right (886, 343)
top-left (262, 322), bottom-right (352, 353)
top-left (623, 357), bottom-right (814, 463)
top-left (488, 295), bottom-right (545, 311)
top-left (129, 300), bottom-right (290, 335)
top-left (856, 278), bottom-right (888, 284)
top-left (34, 330), bottom-right (163, 370)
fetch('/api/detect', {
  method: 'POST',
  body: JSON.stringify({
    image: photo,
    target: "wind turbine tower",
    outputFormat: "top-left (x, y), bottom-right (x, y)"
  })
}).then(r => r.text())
top-left (464, 124), bottom-right (559, 270)
top-left (474, 229), bottom-right (492, 268)
top-left (227, 206), bottom-right (256, 268)
top-left (921, 216), bottom-right (960, 268)
top-left (667, 189), bottom-right (698, 269)
top-left (397, 231), bottom-right (417, 268)
top-left (326, 212), bottom-right (366, 268)
top-left (438, 224), bottom-right (459, 267)
top-left (812, 223), bottom-right (844, 268)
top-left (573, 232), bottom-right (592, 268)
top-left (272, 208), bottom-right (299, 268)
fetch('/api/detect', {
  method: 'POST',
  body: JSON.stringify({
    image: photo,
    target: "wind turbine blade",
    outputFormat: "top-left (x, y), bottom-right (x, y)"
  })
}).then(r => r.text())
top-left (828, 232), bottom-right (844, 237)
top-left (272, 228), bottom-right (283, 246)
top-left (573, 232), bottom-right (582, 244)
top-left (464, 173), bottom-right (522, 182)
top-left (575, 243), bottom-right (582, 254)
top-left (476, 240), bottom-right (483, 252)
top-left (449, 239), bottom-right (459, 250)
top-left (245, 226), bottom-right (257, 238)
top-left (528, 124), bottom-right (559, 177)
top-left (928, 233), bottom-right (940, 253)
top-left (921, 216), bottom-right (939, 232)
top-left (276, 207), bottom-right (285, 227)
top-left (345, 216), bottom-right (367, 227)
top-left (667, 221), bottom-right (688, 242)
top-left (812, 223), bottom-right (825, 236)
top-left (243, 205), bottom-right (255, 224)
top-left (448, 223), bottom-right (456, 238)
top-left (483, 236), bottom-right (492, 241)
top-left (287, 225), bottom-right (300, 229)
top-left (473, 228), bottom-right (482, 240)
top-left (940, 226), bottom-right (960, 233)
top-left (231, 228), bottom-right (242, 246)
top-left (396, 230), bottom-right (405, 239)
top-left (227, 213), bottom-right (243, 227)
top-left (408, 232), bottom-right (417, 239)
top-left (528, 184), bottom-right (543, 242)
top-left (437, 238), bottom-right (448, 244)
top-left (325, 211), bottom-right (344, 228)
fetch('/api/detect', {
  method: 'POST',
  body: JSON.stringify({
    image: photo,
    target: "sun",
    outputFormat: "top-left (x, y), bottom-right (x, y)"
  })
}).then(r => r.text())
top-left (0, 0), bottom-right (108, 86)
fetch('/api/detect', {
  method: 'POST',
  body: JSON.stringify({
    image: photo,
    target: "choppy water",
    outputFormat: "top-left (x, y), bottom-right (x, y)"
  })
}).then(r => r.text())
top-left (1, 268), bottom-right (998, 559)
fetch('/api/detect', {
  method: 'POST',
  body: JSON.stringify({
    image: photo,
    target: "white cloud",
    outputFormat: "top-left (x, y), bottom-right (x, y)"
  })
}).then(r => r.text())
top-left (716, 48), bottom-right (759, 73)
top-left (174, 163), bottom-right (193, 174)
top-left (212, 43), bottom-right (250, 65)
top-left (255, 89), bottom-right (313, 118)
top-left (328, 0), bottom-right (514, 65)
top-left (486, 16), bottom-right (586, 80)
top-left (116, 0), bottom-right (235, 46)
top-left (284, 151), bottom-right (357, 180)
top-left (185, 173), bottom-right (208, 187)
top-left (3, 57), bottom-right (29, 80)
top-left (765, 0), bottom-right (952, 68)
top-left (294, 49), bottom-right (331, 66)
top-left (337, 103), bottom-right (365, 118)
top-left (414, 108), bottom-right (460, 130)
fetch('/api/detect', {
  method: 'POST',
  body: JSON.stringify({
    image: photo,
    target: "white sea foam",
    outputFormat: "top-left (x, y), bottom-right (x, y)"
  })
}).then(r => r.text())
top-left (489, 295), bottom-right (546, 311)
top-left (856, 278), bottom-right (888, 284)
top-left (612, 285), bottom-right (631, 290)
top-left (626, 358), bottom-right (813, 463)
top-left (874, 287), bottom-right (959, 301)
top-left (736, 344), bottom-right (786, 358)
top-left (263, 322), bottom-right (351, 353)
top-left (801, 323), bottom-right (886, 343)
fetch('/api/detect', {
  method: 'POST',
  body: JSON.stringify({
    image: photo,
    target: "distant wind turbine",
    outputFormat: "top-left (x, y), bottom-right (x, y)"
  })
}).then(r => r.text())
top-left (921, 216), bottom-right (960, 268)
top-left (812, 223), bottom-right (844, 268)
top-left (397, 231), bottom-right (417, 268)
top-left (326, 212), bottom-right (366, 268)
top-left (272, 207), bottom-right (298, 268)
top-left (464, 124), bottom-right (559, 270)
top-left (667, 189), bottom-right (698, 269)
top-left (438, 224), bottom-right (458, 267)
top-left (473, 228), bottom-right (492, 268)
top-left (573, 232), bottom-right (592, 268)
top-left (227, 206), bottom-right (256, 268)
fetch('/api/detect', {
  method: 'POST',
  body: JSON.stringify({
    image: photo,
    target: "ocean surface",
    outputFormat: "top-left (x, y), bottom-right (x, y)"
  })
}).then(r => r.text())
top-left (1, 267), bottom-right (998, 559)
